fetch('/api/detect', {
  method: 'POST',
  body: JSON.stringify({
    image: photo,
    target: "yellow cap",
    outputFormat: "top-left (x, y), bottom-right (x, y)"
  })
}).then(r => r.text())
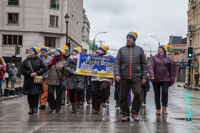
top-left (72, 47), bottom-right (82, 53)
top-left (127, 32), bottom-right (138, 41)
top-left (98, 45), bottom-right (109, 53)
top-left (30, 47), bottom-right (40, 55)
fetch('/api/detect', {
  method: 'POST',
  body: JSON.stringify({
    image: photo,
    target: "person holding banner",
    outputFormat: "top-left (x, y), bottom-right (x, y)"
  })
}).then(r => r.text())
top-left (64, 47), bottom-right (84, 113)
top-left (92, 45), bottom-right (113, 114)
top-left (46, 48), bottom-right (66, 113)
top-left (114, 32), bottom-right (148, 121)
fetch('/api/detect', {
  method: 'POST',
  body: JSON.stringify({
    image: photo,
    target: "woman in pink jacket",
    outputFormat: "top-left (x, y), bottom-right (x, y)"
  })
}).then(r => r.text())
top-left (0, 56), bottom-right (6, 101)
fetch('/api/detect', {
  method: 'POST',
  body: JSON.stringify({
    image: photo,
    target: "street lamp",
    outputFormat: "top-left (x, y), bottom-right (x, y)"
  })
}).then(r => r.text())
top-left (150, 36), bottom-right (160, 47)
top-left (144, 44), bottom-right (152, 57)
top-left (189, 35), bottom-right (192, 46)
top-left (93, 32), bottom-right (107, 53)
top-left (188, 34), bottom-right (193, 87)
top-left (65, 14), bottom-right (70, 51)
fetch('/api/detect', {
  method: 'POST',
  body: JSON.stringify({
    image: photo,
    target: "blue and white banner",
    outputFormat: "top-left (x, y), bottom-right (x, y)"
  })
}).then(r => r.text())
top-left (76, 54), bottom-right (116, 78)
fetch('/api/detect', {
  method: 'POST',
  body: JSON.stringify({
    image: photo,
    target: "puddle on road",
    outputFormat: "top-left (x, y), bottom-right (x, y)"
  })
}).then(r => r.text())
top-left (174, 118), bottom-right (200, 121)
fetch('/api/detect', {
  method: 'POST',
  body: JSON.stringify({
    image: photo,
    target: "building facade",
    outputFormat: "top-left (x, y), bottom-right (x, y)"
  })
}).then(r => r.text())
top-left (187, 0), bottom-right (200, 82)
top-left (82, 8), bottom-right (90, 53)
top-left (0, 0), bottom-right (84, 76)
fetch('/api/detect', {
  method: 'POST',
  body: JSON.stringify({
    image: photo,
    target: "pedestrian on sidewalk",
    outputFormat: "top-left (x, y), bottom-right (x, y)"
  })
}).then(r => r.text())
top-left (46, 48), bottom-right (66, 113)
top-left (65, 47), bottom-right (84, 113)
top-left (38, 46), bottom-right (52, 110)
top-left (80, 48), bottom-right (90, 105)
top-left (0, 56), bottom-right (6, 100)
top-left (149, 45), bottom-right (175, 115)
top-left (61, 45), bottom-right (71, 105)
top-left (10, 64), bottom-right (18, 88)
top-left (5, 63), bottom-right (11, 88)
top-left (92, 45), bottom-right (113, 114)
top-left (195, 70), bottom-right (199, 86)
top-left (114, 32), bottom-right (148, 121)
top-left (21, 47), bottom-right (46, 114)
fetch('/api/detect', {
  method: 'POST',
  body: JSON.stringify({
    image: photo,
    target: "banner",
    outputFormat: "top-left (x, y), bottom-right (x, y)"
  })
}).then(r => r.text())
top-left (76, 54), bottom-right (116, 78)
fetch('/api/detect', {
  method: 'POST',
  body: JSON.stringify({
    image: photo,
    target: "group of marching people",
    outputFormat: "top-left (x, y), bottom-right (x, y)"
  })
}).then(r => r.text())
top-left (12, 31), bottom-right (175, 122)
top-left (20, 44), bottom-right (112, 114)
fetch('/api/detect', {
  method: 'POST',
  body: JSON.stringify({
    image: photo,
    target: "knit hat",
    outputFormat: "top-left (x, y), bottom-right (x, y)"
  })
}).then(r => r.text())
top-left (81, 48), bottom-right (88, 53)
top-left (63, 45), bottom-right (69, 52)
top-left (55, 48), bottom-right (65, 55)
top-left (98, 45), bottom-right (109, 53)
top-left (127, 32), bottom-right (138, 41)
top-left (30, 47), bottom-right (40, 55)
top-left (40, 46), bottom-right (48, 53)
top-left (72, 47), bottom-right (82, 53)
top-left (159, 45), bottom-right (171, 53)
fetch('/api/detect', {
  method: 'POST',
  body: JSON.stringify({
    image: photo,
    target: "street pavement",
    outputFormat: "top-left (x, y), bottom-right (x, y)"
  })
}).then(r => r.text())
top-left (1, 83), bottom-right (200, 133)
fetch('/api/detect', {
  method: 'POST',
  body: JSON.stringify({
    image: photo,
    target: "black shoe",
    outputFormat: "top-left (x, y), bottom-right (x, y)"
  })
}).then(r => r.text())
top-left (115, 101), bottom-right (119, 108)
top-left (76, 101), bottom-right (80, 112)
top-left (71, 103), bottom-right (76, 113)
top-left (39, 105), bottom-right (46, 109)
top-left (28, 108), bottom-right (34, 114)
top-left (144, 100), bottom-right (146, 104)
top-left (34, 108), bottom-right (38, 113)
top-left (56, 109), bottom-right (60, 113)
top-left (49, 109), bottom-right (55, 113)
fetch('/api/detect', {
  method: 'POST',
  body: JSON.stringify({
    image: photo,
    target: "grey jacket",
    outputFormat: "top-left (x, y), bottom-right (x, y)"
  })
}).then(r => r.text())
top-left (10, 67), bottom-right (18, 80)
top-left (114, 44), bottom-right (148, 79)
top-left (40, 55), bottom-right (52, 80)
top-left (64, 55), bottom-right (84, 90)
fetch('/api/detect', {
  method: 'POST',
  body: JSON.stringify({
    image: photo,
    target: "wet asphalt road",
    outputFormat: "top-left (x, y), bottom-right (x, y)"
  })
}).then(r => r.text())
top-left (1, 83), bottom-right (200, 133)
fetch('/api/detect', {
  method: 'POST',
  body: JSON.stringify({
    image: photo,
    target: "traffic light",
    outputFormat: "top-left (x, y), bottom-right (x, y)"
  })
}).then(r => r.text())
top-left (16, 46), bottom-right (20, 55)
top-left (187, 46), bottom-right (194, 59)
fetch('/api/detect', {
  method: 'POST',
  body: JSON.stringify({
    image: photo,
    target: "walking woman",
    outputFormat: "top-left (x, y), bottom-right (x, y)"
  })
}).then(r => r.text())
top-left (0, 56), bottom-right (6, 101)
top-left (92, 45), bottom-right (113, 114)
top-left (21, 47), bottom-right (46, 114)
top-left (149, 45), bottom-right (175, 115)
top-left (64, 47), bottom-right (84, 113)
top-left (46, 48), bottom-right (66, 113)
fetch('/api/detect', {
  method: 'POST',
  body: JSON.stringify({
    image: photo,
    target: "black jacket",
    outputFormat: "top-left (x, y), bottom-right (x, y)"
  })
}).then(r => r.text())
top-left (21, 55), bottom-right (46, 95)
top-left (63, 54), bottom-right (70, 61)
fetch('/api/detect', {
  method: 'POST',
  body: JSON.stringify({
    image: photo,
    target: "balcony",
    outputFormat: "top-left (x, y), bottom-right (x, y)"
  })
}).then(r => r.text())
top-left (191, 0), bottom-right (196, 8)
top-left (50, 4), bottom-right (60, 9)
top-left (189, 24), bottom-right (197, 31)
top-left (8, 2), bottom-right (19, 6)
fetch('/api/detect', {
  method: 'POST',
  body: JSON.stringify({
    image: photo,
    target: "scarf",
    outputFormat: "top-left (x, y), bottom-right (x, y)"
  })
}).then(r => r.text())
top-left (98, 53), bottom-right (106, 56)
top-left (49, 55), bottom-right (63, 68)
top-left (69, 55), bottom-right (78, 65)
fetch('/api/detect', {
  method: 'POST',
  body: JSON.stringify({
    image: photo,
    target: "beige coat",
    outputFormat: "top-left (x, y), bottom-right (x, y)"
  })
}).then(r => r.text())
top-left (45, 58), bottom-right (67, 86)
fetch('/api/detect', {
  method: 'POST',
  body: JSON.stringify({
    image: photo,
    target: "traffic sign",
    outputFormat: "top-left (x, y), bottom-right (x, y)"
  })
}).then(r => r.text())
top-left (168, 49), bottom-right (185, 53)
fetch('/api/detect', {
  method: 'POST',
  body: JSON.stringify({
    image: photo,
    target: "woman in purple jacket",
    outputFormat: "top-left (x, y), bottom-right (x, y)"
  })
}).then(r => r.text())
top-left (149, 45), bottom-right (175, 115)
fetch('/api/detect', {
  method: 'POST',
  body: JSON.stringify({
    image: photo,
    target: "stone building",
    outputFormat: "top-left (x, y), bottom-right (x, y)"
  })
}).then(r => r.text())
top-left (187, 0), bottom-right (200, 82)
top-left (82, 8), bottom-right (90, 53)
top-left (0, 0), bottom-right (84, 76)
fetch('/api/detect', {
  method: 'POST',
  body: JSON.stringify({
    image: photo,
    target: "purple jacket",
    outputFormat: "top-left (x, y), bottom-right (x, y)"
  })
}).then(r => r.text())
top-left (149, 54), bottom-right (175, 84)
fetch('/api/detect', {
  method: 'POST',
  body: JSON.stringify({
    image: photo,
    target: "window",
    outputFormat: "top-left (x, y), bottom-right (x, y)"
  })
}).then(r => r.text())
top-left (8, 0), bottom-right (19, 5)
top-left (45, 37), bottom-right (56, 47)
top-left (50, 15), bottom-right (58, 27)
top-left (2, 35), bottom-right (23, 45)
top-left (50, 0), bottom-right (60, 9)
top-left (8, 13), bottom-right (18, 24)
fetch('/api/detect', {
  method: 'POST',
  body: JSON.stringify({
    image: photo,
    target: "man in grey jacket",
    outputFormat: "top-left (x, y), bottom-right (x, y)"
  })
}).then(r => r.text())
top-left (10, 64), bottom-right (18, 88)
top-left (114, 32), bottom-right (147, 122)
top-left (39, 46), bottom-right (52, 109)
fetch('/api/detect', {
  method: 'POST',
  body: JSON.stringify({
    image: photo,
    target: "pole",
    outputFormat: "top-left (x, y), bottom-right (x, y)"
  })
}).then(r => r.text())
top-left (66, 22), bottom-right (69, 51)
top-left (188, 40), bottom-right (192, 86)
top-left (14, 44), bottom-right (17, 67)
top-left (97, 40), bottom-right (105, 46)
top-left (93, 38), bottom-right (95, 53)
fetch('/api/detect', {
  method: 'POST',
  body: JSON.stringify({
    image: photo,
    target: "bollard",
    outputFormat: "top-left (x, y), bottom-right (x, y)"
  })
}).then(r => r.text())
top-left (9, 90), bottom-right (15, 96)
top-left (4, 89), bottom-right (9, 96)
top-left (15, 88), bottom-right (20, 95)
top-left (19, 87), bottom-right (23, 94)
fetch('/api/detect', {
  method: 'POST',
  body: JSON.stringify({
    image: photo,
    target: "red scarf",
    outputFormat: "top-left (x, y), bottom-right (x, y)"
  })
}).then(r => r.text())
top-left (49, 55), bottom-right (63, 68)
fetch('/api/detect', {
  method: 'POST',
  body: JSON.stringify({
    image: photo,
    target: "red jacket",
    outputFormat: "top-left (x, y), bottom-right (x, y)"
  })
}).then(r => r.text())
top-left (0, 65), bottom-right (6, 79)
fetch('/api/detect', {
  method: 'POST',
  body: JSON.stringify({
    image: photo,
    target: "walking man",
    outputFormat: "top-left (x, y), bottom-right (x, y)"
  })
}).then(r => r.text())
top-left (39, 46), bottom-right (52, 109)
top-left (114, 32), bottom-right (147, 121)
top-left (10, 64), bottom-right (18, 88)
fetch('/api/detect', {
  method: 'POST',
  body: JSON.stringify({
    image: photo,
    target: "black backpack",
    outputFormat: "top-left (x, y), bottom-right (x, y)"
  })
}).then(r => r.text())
top-left (142, 79), bottom-right (150, 91)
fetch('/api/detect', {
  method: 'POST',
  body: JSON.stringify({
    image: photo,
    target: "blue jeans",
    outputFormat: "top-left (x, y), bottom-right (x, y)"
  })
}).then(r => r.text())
top-left (0, 79), bottom-right (3, 93)
top-left (6, 77), bottom-right (10, 86)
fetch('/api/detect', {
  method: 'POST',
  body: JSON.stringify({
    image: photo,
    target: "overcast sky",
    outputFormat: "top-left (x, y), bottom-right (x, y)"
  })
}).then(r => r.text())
top-left (83, 0), bottom-right (188, 56)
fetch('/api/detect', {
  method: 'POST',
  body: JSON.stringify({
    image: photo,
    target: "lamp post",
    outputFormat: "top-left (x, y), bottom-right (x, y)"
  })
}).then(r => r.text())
top-left (144, 44), bottom-right (152, 57)
top-left (93, 32), bottom-right (107, 53)
top-left (150, 36), bottom-right (160, 47)
top-left (65, 14), bottom-right (70, 51)
top-left (188, 35), bottom-right (193, 87)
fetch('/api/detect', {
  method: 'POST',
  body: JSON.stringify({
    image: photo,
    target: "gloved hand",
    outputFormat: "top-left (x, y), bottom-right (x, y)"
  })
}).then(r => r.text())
top-left (12, 73), bottom-right (14, 76)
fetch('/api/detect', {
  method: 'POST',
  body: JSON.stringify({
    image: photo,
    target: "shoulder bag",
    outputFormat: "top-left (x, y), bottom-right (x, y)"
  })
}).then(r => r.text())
top-left (28, 60), bottom-right (43, 85)
top-left (55, 63), bottom-right (66, 90)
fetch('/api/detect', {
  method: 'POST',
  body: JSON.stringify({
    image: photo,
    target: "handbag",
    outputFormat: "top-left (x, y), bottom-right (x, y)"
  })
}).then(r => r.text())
top-left (55, 63), bottom-right (66, 90)
top-left (4, 72), bottom-right (9, 78)
top-left (28, 60), bottom-right (43, 85)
